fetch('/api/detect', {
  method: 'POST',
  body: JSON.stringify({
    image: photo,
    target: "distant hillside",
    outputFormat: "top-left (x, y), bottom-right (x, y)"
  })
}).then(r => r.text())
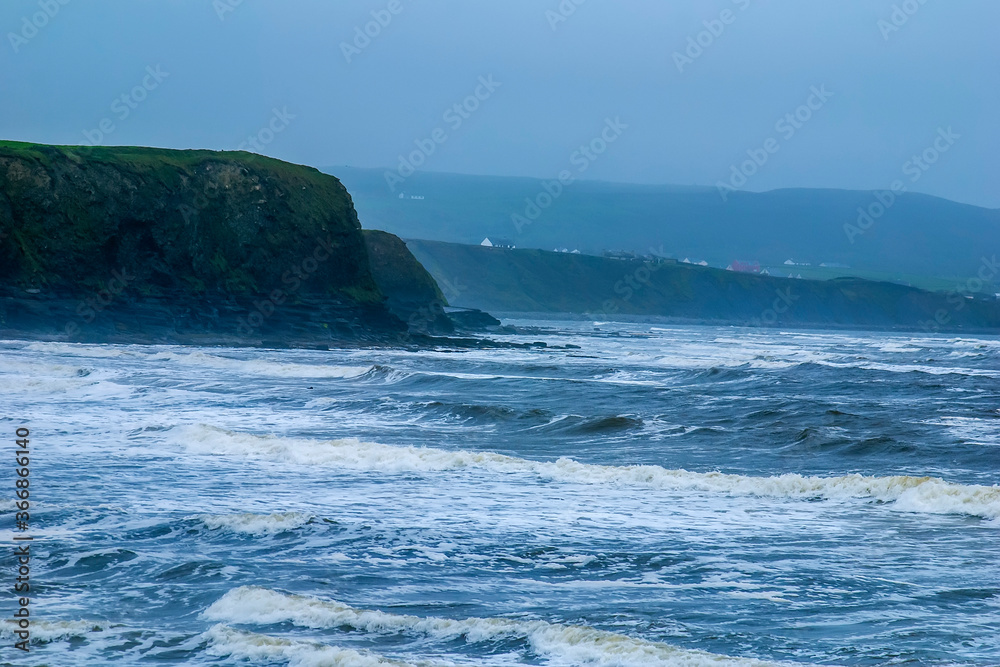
top-left (406, 240), bottom-right (1000, 332)
top-left (328, 167), bottom-right (999, 291)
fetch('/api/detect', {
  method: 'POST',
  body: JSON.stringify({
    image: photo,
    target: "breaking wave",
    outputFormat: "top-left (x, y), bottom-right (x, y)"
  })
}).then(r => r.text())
top-left (173, 424), bottom-right (1000, 519)
top-left (0, 619), bottom-right (114, 643)
top-left (196, 512), bottom-right (314, 536)
top-left (147, 351), bottom-right (374, 379)
top-left (204, 587), bottom-right (788, 667)
top-left (205, 624), bottom-right (425, 666)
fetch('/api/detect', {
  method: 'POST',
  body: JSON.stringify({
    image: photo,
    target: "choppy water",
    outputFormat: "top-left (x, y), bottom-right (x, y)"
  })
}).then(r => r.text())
top-left (1, 322), bottom-right (998, 666)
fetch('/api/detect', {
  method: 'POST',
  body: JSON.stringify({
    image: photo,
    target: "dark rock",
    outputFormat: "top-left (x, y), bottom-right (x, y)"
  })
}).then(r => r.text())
top-left (0, 141), bottom-right (421, 344)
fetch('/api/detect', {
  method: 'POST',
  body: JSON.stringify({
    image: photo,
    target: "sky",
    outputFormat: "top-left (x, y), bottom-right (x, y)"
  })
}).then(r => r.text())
top-left (1, 0), bottom-right (997, 208)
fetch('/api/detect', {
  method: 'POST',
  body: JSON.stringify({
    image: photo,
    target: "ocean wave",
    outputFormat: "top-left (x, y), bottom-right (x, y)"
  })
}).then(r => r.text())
top-left (23, 341), bottom-right (137, 358)
top-left (421, 400), bottom-right (521, 423)
top-left (567, 414), bottom-right (645, 434)
top-left (204, 587), bottom-right (787, 666)
top-left (0, 357), bottom-right (91, 376)
top-left (20, 342), bottom-right (382, 380)
top-left (815, 359), bottom-right (998, 378)
top-left (173, 425), bottom-right (1000, 519)
top-left (362, 364), bottom-right (412, 383)
top-left (196, 512), bottom-right (314, 536)
top-left (0, 356), bottom-right (130, 397)
top-left (147, 351), bottom-right (374, 379)
top-left (205, 624), bottom-right (424, 666)
top-left (949, 337), bottom-right (1000, 349)
top-left (526, 413), bottom-right (647, 435)
top-left (0, 618), bottom-right (114, 643)
top-left (876, 343), bottom-right (924, 354)
top-left (923, 416), bottom-right (1000, 447)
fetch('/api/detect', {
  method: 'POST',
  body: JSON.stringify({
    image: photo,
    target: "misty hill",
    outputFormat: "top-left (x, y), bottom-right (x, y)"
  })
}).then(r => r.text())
top-left (328, 167), bottom-right (999, 291)
top-left (406, 240), bottom-right (1000, 333)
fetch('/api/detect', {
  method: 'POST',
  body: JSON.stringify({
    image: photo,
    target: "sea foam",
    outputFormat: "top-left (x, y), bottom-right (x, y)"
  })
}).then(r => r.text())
top-left (205, 624), bottom-right (422, 666)
top-left (0, 618), bottom-right (113, 643)
top-left (205, 587), bottom-right (788, 667)
top-left (147, 350), bottom-right (374, 379)
top-left (197, 512), bottom-right (314, 536)
top-left (172, 424), bottom-right (1000, 520)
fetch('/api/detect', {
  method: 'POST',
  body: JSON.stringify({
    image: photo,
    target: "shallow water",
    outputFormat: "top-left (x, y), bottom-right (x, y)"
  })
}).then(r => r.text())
top-left (1, 322), bottom-right (998, 665)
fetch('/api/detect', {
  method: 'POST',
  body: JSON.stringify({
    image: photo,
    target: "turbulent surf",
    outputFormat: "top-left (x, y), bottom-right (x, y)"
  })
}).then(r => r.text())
top-left (1, 322), bottom-right (997, 665)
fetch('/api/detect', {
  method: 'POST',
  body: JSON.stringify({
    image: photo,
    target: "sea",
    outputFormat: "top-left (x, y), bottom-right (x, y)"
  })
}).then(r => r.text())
top-left (1, 321), bottom-right (998, 666)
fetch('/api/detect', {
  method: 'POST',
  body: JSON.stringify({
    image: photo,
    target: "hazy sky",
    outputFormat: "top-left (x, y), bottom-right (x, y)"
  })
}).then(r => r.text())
top-left (2, 0), bottom-right (997, 207)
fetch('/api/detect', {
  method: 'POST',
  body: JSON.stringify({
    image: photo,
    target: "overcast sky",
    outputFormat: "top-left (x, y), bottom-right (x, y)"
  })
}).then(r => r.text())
top-left (2, 0), bottom-right (997, 208)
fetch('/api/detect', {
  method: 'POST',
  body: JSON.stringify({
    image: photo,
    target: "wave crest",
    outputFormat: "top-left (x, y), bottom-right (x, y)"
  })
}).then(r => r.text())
top-left (173, 424), bottom-right (1000, 520)
top-left (205, 587), bottom-right (785, 667)
top-left (205, 624), bottom-right (420, 666)
top-left (196, 512), bottom-right (313, 536)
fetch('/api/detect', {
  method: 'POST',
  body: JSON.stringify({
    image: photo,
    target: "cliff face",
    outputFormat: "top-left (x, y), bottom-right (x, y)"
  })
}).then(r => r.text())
top-left (0, 141), bottom-right (409, 344)
top-left (363, 230), bottom-right (454, 334)
top-left (0, 141), bottom-right (380, 300)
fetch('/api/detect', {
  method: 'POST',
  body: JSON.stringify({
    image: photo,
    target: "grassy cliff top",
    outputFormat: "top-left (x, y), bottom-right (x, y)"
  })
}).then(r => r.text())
top-left (0, 140), bottom-right (326, 178)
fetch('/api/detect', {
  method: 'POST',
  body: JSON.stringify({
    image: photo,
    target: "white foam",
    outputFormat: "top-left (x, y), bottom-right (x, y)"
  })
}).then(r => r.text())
top-left (817, 359), bottom-right (998, 378)
top-left (147, 351), bottom-right (374, 379)
top-left (0, 355), bottom-right (123, 397)
top-left (20, 342), bottom-right (378, 381)
top-left (23, 341), bottom-right (137, 358)
top-left (876, 343), bottom-right (923, 354)
top-left (204, 587), bottom-right (788, 667)
top-left (173, 425), bottom-right (1000, 520)
top-left (0, 357), bottom-right (88, 375)
top-left (197, 512), bottom-right (313, 535)
top-left (0, 618), bottom-right (113, 643)
top-left (922, 416), bottom-right (1000, 447)
top-left (205, 624), bottom-right (423, 666)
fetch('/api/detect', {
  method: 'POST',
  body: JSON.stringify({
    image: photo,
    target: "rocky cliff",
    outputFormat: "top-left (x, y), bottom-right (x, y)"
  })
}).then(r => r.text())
top-left (363, 230), bottom-right (454, 334)
top-left (0, 141), bottom-right (408, 345)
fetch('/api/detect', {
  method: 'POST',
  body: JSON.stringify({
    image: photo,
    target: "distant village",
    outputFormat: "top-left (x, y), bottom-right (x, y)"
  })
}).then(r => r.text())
top-left (478, 237), bottom-right (860, 280)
